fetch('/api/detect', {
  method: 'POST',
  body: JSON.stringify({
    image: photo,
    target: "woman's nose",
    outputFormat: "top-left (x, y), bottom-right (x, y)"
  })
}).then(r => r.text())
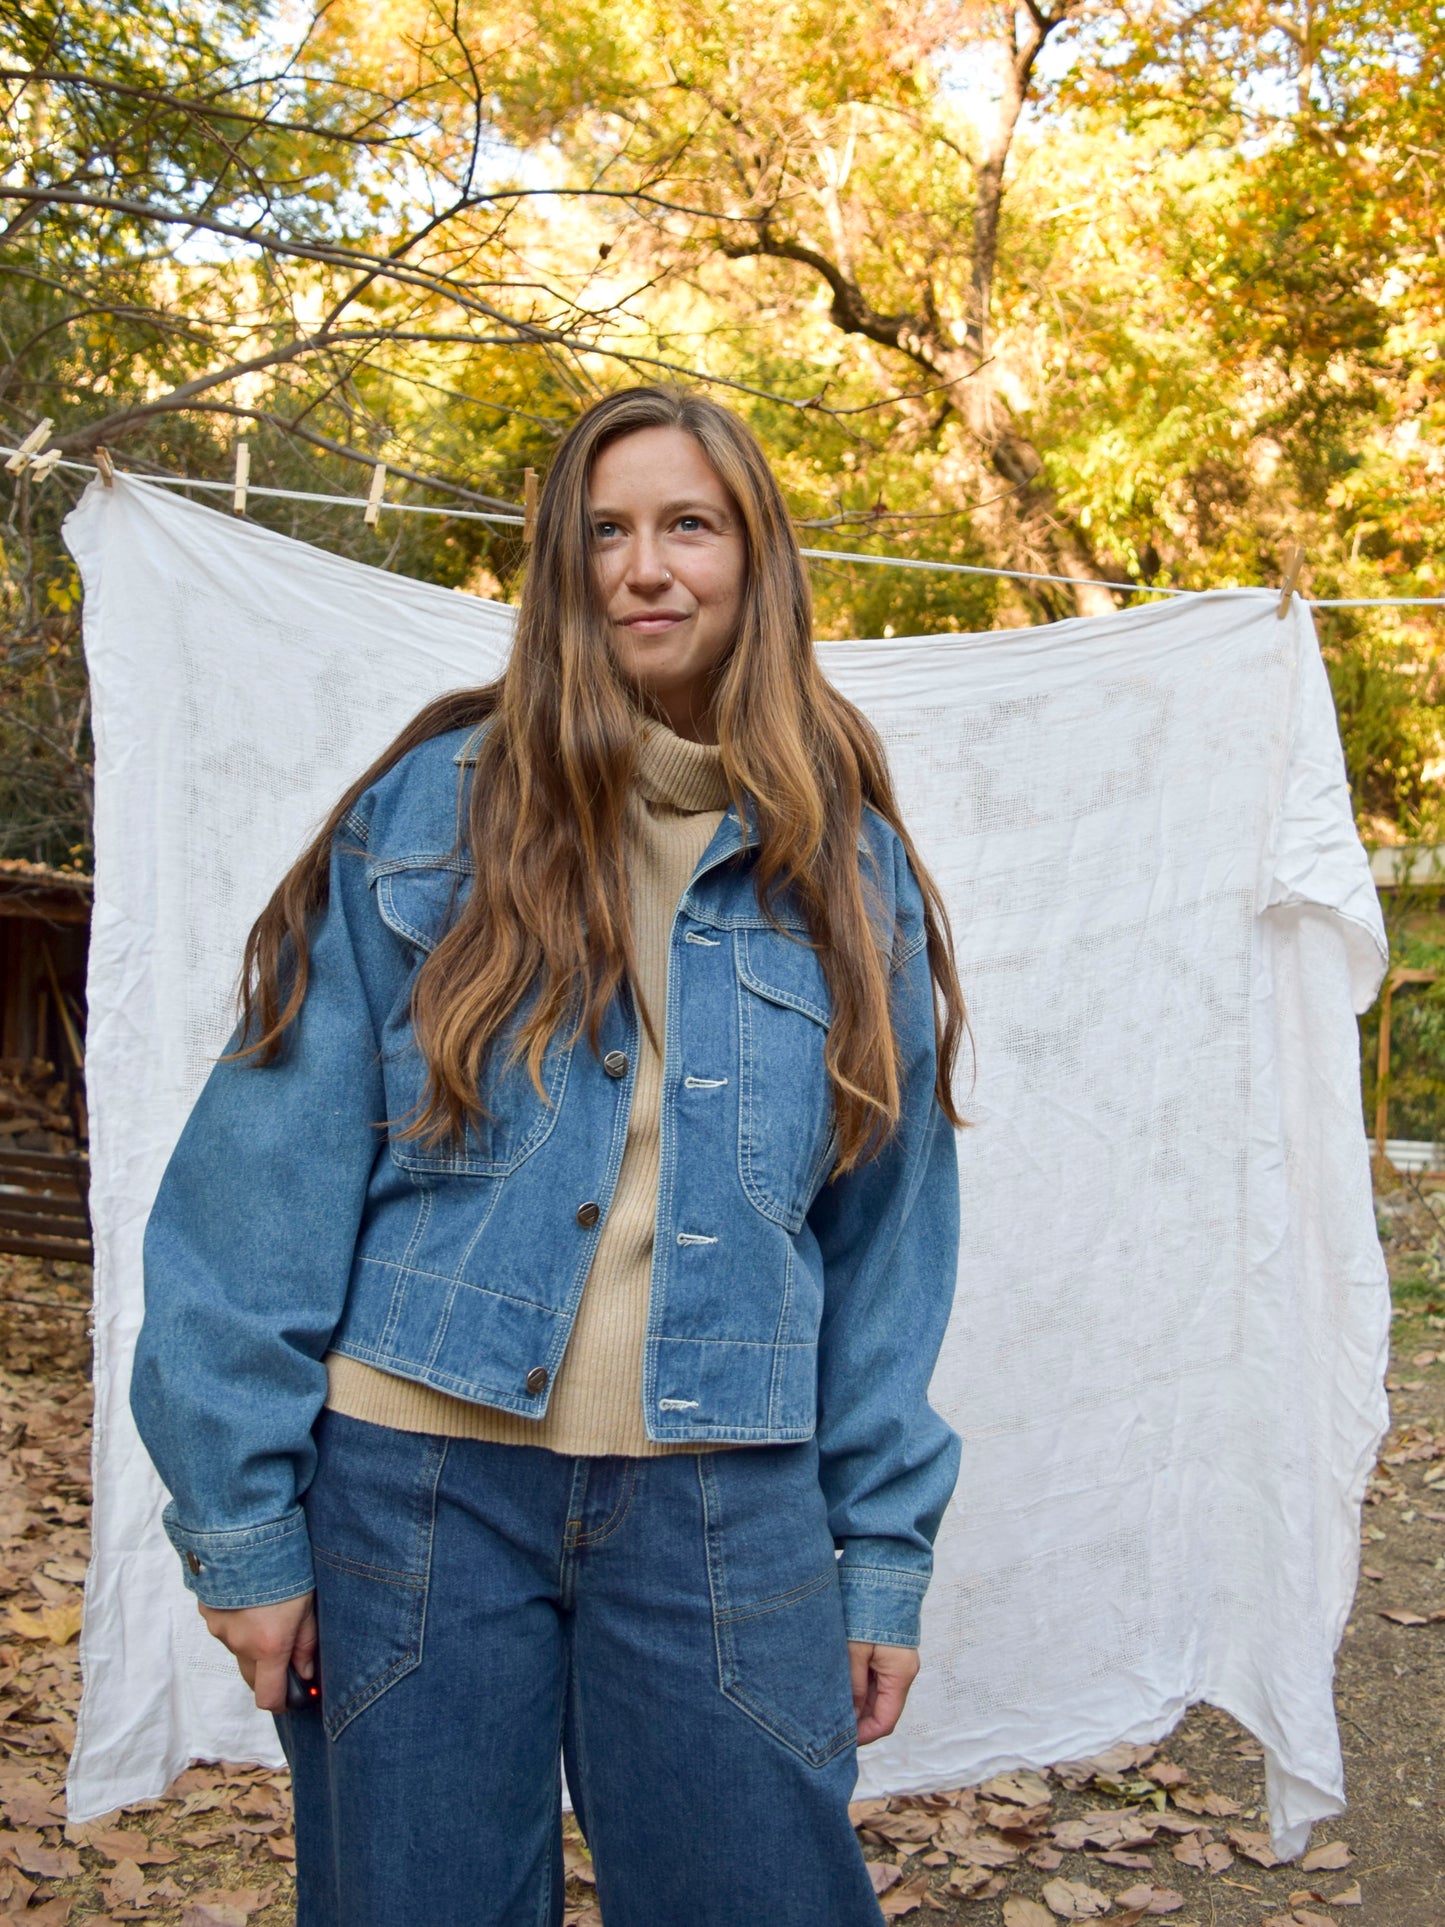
top-left (625, 534), bottom-right (672, 591)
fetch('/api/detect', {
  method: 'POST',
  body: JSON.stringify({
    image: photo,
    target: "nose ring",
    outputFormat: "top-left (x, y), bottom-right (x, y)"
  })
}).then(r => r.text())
top-left (661, 570), bottom-right (673, 585)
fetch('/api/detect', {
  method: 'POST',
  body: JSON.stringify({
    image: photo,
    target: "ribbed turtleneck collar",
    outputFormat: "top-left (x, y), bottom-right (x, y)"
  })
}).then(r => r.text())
top-left (634, 720), bottom-right (730, 814)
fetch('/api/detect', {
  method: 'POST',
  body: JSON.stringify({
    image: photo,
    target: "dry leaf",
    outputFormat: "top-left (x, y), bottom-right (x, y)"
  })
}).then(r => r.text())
top-left (78, 1825), bottom-right (177, 1864)
top-left (180, 1908), bottom-right (250, 1927)
top-left (0, 1865), bottom-right (36, 1912)
top-left (850, 1798), bottom-right (892, 1825)
top-left (1299, 1840), bottom-right (1353, 1872)
top-left (1029, 1846), bottom-right (1065, 1870)
top-left (1290, 1913), bottom-right (1335, 1927)
top-left (1115, 1887), bottom-right (1185, 1915)
top-left (1203, 1841), bottom-right (1234, 1873)
top-left (562, 1839), bottom-right (595, 1886)
top-left (17, 1899), bottom-right (73, 1926)
top-left (1002, 1902), bottom-right (1055, 1927)
top-left (1041, 1876), bottom-right (1112, 1918)
top-left (2, 1602), bottom-right (82, 1644)
top-left (980, 1772), bottom-right (1053, 1808)
top-left (0, 1828), bottom-right (81, 1879)
top-left (869, 1864), bottom-right (903, 1895)
top-left (1143, 1761), bottom-right (1188, 1788)
top-left (1171, 1834), bottom-right (1208, 1873)
top-left (1096, 1851), bottom-right (1152, 1870)
top-left (879, 1875), bottom-right (930, 1918)
top-left (944, 1866), bottom-right (996, 1899)
top-left (103, 1857), bottom-right (150, 1906)
top-left (1330, 1880), bottom-right (1363, 1905)
top-left (1227, 1826), bottom-right (1282, 1868)
top-left (1377, 1608), bottom-right (1428, 1626)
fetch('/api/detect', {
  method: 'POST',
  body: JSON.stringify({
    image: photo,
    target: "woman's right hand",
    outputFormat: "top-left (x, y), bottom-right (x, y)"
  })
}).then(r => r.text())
top-left (198, 1591), bottom-right (318, 1713)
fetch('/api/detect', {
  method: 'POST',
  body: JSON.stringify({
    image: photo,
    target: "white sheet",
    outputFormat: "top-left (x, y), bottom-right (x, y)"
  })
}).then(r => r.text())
top-left (63, 476), bottom-right (1389, 1854)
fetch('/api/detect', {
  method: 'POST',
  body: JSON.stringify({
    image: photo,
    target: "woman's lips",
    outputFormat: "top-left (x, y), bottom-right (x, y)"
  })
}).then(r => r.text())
top-left (619, 611), bottom-right (690, 632)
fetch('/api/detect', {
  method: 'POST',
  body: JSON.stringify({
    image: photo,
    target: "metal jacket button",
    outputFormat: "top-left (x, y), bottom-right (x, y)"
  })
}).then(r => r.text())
top-left (603, 1050), bottom-right (629, 1078)
top-left (576, 1200), bottom-right (601, 1228)
top-left (185, 1551), bottom-right (202, 1576)
top-left (526, 1366), bottom-right (549, 1395)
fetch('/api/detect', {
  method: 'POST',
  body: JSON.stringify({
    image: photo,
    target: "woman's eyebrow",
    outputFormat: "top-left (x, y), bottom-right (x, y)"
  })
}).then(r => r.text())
top-left (588, 498), bottom-right (728, 520)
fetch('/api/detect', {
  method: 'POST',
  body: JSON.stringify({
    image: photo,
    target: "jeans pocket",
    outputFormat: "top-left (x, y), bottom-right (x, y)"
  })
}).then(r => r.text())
top-left (700, 1448), bottom-right (857, 1768)
top-left (304, 1410), bottom-right (447, 1741)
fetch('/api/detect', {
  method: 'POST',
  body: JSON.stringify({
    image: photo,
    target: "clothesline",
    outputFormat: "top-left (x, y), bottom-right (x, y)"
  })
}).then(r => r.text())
top-left (7, 444), bottom-right (1445, 610)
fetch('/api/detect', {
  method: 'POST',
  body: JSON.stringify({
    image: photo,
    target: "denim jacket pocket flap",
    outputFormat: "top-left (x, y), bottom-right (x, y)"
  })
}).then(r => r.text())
top-left (735, 928), bottom-right (832, 1029)
top-left (370, 856), bottom-right (472, 957)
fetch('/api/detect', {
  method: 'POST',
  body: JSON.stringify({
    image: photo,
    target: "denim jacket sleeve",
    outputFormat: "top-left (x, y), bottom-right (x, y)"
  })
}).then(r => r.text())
top-left (806, 845), bottom-right (962, 1651)
top-left (131, 799), bottom-right (400, 1610)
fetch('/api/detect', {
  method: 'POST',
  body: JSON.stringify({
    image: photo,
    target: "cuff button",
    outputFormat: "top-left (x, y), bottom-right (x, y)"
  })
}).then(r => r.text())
top-left (185, 1552), bottom-right (202, 1576)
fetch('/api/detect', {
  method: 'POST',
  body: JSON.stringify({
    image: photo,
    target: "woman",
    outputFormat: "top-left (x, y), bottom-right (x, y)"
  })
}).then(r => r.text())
top-left (132, 385), bottom-right (967, 1927)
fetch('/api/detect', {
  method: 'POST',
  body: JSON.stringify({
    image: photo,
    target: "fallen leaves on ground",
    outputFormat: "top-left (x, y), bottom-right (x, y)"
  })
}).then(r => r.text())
top-left (0, 1275), bottom-right (1399, 1926)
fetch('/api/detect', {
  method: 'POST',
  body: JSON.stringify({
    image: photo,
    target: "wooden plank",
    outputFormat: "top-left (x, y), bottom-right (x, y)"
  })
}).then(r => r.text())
top-left (0, 1145), bottom-right (89, 1172)
top-left (0, 1233), bottom-right (92, 1262)
top-left (0, 1149), bottom-right (88, 1188)
top-left (0, 1200), bottom-right (91, 1231)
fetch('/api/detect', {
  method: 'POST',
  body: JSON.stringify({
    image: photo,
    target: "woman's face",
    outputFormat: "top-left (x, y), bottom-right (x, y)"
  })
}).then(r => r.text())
top-left (588, 424), bottom-right (746, 743)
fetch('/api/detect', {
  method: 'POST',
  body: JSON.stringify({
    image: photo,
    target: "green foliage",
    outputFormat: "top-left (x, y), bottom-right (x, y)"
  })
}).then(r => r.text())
top-left (5, 0), bottom-right (1445, 865)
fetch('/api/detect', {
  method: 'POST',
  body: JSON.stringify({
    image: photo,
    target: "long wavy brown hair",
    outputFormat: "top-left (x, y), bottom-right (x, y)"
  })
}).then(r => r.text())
top-left (235, 385), bottom-right (966, 1171)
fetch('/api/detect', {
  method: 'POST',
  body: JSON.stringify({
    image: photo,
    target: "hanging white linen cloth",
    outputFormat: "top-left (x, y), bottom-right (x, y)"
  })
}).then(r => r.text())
top-left (62, 476), bottom-right (1388, 1854)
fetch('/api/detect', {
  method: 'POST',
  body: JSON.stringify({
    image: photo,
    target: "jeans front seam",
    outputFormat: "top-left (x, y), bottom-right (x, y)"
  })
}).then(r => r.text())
top-left (572, 1462), bottom-right (639, 1549)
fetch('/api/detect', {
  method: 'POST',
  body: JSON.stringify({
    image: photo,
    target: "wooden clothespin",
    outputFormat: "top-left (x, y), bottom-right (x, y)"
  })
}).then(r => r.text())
top-left (365, 462), bottom-right (387, 528)
top-left (5, 419), bottom-right (54, 475)
top-left (30, 448), bottom-right (63, 484)
top-left (1276, 543), bottom-right (1306, 619)
top-left (523, 468), bottom-right (538, 544)
top-left (94, 446), bottom-right (115, 488)
top-left (232, 440), bottom-right (250, 516)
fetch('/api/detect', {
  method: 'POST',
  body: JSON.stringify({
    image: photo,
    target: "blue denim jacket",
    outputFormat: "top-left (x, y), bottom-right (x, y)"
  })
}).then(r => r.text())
top-left (132, 727), bottom-right (962, 1648)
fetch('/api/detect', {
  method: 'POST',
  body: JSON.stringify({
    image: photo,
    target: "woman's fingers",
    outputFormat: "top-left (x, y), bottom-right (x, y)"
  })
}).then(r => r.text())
top-left (197, 1592), bottom-right (318, 1711)
top-left (847, 1640), bottom-right (921, 1745)
top-left (291, 1599), bottom-right (319, 1681)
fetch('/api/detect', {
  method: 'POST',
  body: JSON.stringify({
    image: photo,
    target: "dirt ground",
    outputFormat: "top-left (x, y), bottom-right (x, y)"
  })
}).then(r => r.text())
top-left (0, 1180), bottom-right (1441, 1927)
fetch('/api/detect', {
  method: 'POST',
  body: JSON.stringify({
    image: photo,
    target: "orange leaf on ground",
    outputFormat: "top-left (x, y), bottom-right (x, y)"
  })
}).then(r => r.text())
top-left (1002, 1902), bottom-right (1054, 1927)
top-left (1376, 1609), bottom-right (1428, 1626)
top-left (879, 1875), bottom-right (930, 1917)
top-left (1115, 1887), bottom-right (1185, 1915)
top-left (980, 1772), bottom-right (1052, 1808)
top-left (1330, 1880), bottom-right (1364, 1905)
top-left (183, 1888), bottom-right (274, 1918)
top-left (0, 1828), bottom-right (81, 1878)
top-left (1227, 1827), bottom-right (1282, 1868)
top-left (1041, 1876), bottom-right (1112, 1918)
top-left (1300, 1841), bottom-right (1353, 1872)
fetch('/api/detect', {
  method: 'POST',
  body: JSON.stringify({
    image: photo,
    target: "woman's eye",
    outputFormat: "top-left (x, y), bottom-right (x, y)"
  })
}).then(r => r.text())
top-left (593, 521), bottom-right (619, 540)
top-left (677, 515), bottom-right (704, 532)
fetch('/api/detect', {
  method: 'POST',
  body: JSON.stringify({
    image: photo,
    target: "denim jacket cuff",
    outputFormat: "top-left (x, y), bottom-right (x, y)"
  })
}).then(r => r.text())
top-left (162, 1502), bottom-right (315, 1610)
top-left (837, 1545), bottom-right (930, 1649)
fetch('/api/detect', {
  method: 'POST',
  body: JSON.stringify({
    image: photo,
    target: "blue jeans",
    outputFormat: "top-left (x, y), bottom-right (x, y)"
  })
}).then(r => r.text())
top-left (277, 1410), bottom-right (883, 1926)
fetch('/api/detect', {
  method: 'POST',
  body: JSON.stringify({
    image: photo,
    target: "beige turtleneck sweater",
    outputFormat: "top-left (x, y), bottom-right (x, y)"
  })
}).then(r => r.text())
top-left (324, 721), bottom-right (730, 1456)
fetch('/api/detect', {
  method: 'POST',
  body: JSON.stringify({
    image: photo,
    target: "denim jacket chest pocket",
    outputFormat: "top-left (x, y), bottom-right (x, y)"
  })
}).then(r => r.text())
top-left (734, 924), bottom-right (837, 1232)
top-left (369, 858), bottom-right (571, 1179)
